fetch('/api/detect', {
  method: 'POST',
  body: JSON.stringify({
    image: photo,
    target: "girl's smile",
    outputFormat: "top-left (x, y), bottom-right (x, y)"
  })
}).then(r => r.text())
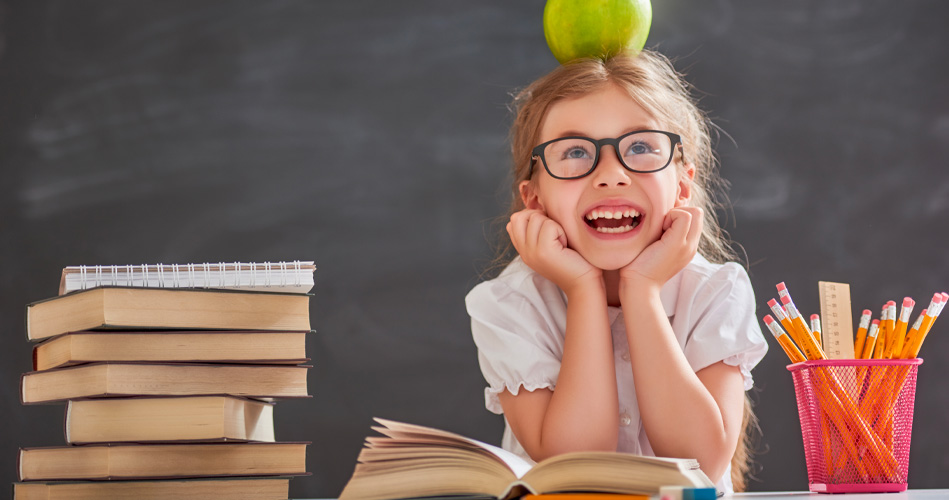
top-left (583, 201), bottom-right (644, 236)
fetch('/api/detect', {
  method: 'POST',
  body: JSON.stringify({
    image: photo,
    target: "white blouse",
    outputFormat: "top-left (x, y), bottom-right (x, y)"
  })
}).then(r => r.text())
top-left (465, 254), bottom-right (769, 493)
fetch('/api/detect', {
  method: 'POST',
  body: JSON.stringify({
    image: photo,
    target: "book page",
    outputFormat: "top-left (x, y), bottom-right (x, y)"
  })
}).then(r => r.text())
top-left (374, 418), bottom-right (534, 478)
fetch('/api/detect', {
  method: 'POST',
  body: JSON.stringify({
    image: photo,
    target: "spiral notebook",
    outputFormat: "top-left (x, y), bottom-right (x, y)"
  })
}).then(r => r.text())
top-left (59, 261), bottom-right (316, 295)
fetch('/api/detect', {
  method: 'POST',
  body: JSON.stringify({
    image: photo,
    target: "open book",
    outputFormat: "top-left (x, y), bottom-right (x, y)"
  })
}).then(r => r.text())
top-left (337, 419), bottom-right (715, 500)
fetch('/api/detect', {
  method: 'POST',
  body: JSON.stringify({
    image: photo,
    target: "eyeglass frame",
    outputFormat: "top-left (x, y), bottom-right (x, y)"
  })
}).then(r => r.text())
top-left (529, 130), bottom-right (684, 180)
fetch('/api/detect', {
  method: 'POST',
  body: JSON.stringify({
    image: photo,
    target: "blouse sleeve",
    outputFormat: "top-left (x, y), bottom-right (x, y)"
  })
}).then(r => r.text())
top-left (465, 276), bottom-right (565, 414)
top-left (681, 263), bottom-right (769, 390)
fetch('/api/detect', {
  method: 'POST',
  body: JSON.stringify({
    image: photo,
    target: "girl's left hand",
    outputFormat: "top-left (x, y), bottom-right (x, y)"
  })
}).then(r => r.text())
top-left (620, 207), bottom-right (703, 288)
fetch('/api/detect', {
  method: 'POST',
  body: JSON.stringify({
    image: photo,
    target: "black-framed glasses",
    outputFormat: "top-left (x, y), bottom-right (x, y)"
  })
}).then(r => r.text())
top-left (530, 130), bottom-right (683, 180)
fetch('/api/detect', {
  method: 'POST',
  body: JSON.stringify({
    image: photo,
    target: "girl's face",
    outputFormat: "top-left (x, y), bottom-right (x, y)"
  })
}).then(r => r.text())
top-left (520, 84), bottom-right (694, 271)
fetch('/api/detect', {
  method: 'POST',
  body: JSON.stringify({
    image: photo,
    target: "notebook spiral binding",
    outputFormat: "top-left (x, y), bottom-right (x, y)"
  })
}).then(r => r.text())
top-left (66, 261), bottom-right (313, 293)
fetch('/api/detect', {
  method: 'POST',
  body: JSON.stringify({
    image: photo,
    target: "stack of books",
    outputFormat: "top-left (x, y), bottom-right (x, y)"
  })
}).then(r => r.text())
top-left (14, 262), bottom-right (316, 500)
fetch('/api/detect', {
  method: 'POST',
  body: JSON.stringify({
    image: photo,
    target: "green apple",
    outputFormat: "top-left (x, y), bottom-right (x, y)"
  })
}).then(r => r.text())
top-left (543, 0), bottom-right (652, 64)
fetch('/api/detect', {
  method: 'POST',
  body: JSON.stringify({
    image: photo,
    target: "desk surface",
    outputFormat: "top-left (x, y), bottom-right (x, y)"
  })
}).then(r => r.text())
top-left (302, 492), bottom-right (949, 500)
top-left (729, 490), bottom-right (949, 499)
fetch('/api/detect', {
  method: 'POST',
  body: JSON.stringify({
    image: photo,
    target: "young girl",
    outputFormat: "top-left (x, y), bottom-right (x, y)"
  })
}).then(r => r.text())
top-left (466, 50), bottom-right (768, 493)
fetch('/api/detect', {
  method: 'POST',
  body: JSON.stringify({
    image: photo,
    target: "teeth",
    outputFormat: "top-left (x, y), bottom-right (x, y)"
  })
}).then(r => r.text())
top-left (586, 209), bottom-right (641, 220)
top-left (595, 225), bottom-right (634, 234)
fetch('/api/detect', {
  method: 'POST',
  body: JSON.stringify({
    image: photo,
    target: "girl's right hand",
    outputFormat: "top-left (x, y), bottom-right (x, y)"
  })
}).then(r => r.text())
top-left (507, 209), bottom-right (602, 294)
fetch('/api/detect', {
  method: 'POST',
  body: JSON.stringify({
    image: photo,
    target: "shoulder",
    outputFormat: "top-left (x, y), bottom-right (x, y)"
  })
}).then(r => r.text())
top-left (677, 255), bottom-right (754, 303)
top-left (465, 257), bottom-right (565, 315)
top-left (662, 254), bottom-right (757, 324)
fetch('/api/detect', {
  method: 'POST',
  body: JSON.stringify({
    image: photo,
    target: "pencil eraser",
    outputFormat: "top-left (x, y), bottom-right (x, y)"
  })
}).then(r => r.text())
top-left (862, 309), bottom-right (872, 316)
top-left (682, 488), bottom-right (717, 500)
top-left (887, 300), bottom-right (896, 307)
top-left (903, 297), bottom-right (915, 308)
top-left (767, 298), bottom-right (778, 307)
top-left (810, 313), bottom-right (819, 320)
top-left (871, 319), bottom-right (880, 325)
top-left (763, 314), bottom-right (775, 325)
top-left (777, 282), bottom-right (787, 291)
top-left (940, 292), bottom-right (948, 301)
top-left (780, 295), bottom-right (791, 305)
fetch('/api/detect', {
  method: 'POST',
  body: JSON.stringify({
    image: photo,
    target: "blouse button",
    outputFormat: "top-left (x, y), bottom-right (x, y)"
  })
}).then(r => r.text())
top-left (621, 351), bottom-right (630, 361)
top-left (619, 412), bottom-right (632, 427)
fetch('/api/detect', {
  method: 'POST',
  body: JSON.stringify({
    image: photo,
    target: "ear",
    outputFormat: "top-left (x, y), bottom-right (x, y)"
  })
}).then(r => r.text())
top-left (674, 163), bottom-right (696, 207)
top-left (519, 180), bottom-right (544, 211)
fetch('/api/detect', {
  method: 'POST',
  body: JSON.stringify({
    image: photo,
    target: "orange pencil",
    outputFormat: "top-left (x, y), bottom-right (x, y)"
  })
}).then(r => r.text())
top-left (873, 304), bottom-right (889, 359)
top-left (884, 300), bottom-right (897, 354)
top-left (768, 298), bottom-right (800, 348)
top-left (810, 313), bottom-right (822, 348)
top-left (764, 314), bottom-right (806, 364)
top-left (901, 293), bottom-right (941, 359)
top-left (886, 297), bottom-right (914, 359)
top-left (905, 293), bottom-right (945, 358)
top-left (853, 309), bottom-right (872, 359)
top-left (781, 295), bottom-right (826, 360)
top-left (776, 281), bottom-right (791, 302)
top-left (861, 319), bottom-right (880, 359)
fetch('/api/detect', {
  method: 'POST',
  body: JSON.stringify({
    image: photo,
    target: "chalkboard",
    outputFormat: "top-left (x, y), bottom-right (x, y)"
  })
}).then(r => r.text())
top-left (1, 1), bottom-right (947, 497)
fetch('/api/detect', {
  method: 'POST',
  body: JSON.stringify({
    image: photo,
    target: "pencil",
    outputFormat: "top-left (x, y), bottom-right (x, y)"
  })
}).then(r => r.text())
top-left (853, 309), bottom-right (872, 359)
top-left (860, 319), bottom-right (880, 359)
top-left (810, 313), bottom-right (822, 348)
top-left (906, 293), bottom-right (945, 358)
top-left (886, 297), bottom-right (914, 359)
top-left (764, 314), bottom-right (806, 364)
top-left (898, 310), bottom-right (927, 359)
top-left (873, 304), bottom-right (889, 359)
top-left (884, 300), bottom-right (897, 355)
top-left (768, 298), bottom-right (800, 350)
top-left (901, 293), bottom-right (941, 359)
top-left (781, 295), bottom-right (826, 360)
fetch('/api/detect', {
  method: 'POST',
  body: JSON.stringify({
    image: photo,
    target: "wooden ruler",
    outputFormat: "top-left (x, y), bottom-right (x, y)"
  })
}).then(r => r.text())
top-left (818, 281), bottom-right (855, 359)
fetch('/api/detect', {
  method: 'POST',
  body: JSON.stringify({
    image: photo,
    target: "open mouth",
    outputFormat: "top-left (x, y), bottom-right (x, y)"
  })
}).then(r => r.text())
top-left (584, 208), bottom-right (642, 234)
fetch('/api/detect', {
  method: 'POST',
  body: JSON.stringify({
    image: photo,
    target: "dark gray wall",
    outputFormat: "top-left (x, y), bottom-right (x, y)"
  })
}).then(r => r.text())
top-left (2, 1), bottom-right (947, 497)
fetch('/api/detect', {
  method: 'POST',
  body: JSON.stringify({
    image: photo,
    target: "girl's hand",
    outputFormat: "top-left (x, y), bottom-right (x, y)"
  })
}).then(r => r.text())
top-left (620, 207), bottom-right (703, 289)
top-left (507, 209), bottom-right (602, 294)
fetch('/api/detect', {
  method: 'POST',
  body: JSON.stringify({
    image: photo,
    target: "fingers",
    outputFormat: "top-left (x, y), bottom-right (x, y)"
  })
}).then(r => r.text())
top-left (507, 209), bottom-right (565, 257)
top-left (662, 207), bottom-right (704, 250)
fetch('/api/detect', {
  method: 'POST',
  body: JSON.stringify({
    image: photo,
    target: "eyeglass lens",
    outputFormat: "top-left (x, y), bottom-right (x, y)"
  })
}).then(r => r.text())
top-left (541, 132), bottom-right (674, 178)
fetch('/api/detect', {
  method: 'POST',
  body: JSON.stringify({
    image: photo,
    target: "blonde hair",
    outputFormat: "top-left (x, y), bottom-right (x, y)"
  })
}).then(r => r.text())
top-left (486, 50), bottom-right (757, 490)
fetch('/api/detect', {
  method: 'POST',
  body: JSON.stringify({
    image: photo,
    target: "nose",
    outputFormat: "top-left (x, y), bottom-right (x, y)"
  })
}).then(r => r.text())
top-left (591, 144), bottom-right (631, 188)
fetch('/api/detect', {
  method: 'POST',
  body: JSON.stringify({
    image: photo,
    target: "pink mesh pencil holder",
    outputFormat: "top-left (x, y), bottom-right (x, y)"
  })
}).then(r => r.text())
top-left (787, 358), bottom-right (922, 493)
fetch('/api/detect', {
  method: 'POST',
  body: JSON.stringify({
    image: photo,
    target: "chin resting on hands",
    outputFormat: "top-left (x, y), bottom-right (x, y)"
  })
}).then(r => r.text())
top-left (506, 209), bottom-right (602, 294)
top-left (620, 206), bottom-right (704, 288)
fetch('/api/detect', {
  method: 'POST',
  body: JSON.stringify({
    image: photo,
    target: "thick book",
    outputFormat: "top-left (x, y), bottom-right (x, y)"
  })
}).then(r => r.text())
top-left (65, 396), bottom-right (275, 444)
top-left (337, 419), bottom-right (715, 500)
top-left (13, 477), bottom-right (291, 500)
top-left (26, 286), bottom-right (311, 341)
top-left (33, 330), bottom-right (309, 371)
top-left (17, 442), bottom-right (308, 481)
top-left (21, 362), bottom-right (309, 404)
top-left (59, 261), bottom-right (316, 295)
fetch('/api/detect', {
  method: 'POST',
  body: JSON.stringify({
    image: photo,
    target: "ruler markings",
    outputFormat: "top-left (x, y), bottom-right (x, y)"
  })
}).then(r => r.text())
top-left (818, 281), bottom-right (855, 359)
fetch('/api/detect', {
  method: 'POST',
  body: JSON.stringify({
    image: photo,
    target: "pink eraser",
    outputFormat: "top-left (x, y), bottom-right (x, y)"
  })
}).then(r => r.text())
top-left (903, 297), bottom-right (915, 308)
top-left (777, 282), bottom-right (787, 291)
top-left (780, 295), bottom-right (791, 305)
top-left (810, 314), bottom-right (819, 320)
top-left (764, 315), bottom-right (775, 325)
top-left (940, 292), bottom-right (948, 301)
top-left (871, 319), bottom-right (880, 325)
top-left (887, 300), bottom-right (896, 306)
top-left (767, 298), bottom-right (778, 307)
top-left (862, 309), bottom-right (872, 316)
